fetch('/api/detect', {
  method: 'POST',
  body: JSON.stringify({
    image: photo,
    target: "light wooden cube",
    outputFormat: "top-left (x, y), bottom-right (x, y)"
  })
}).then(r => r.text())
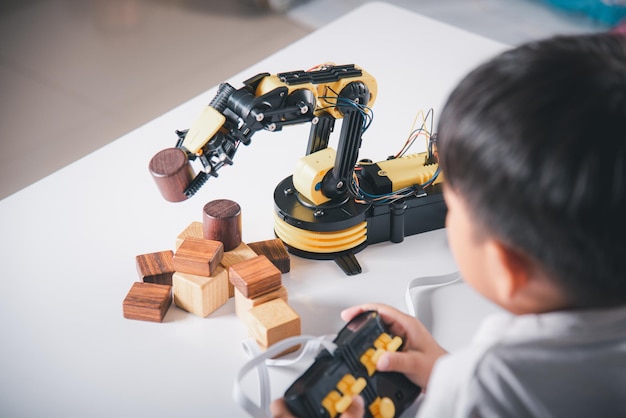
top-left (235, 285), bottom-right (288, 323)
top-left (175, 221), bottom-right (203, 250)
top-left (173, 237), bottom-right (224, 277)
top-left (229, 255), bottom-right (281, 299)
top-left (172, 267), bottom-right (229, 317)
top-left (220, 242), bottom-right (257, 268)
top-left (247, 298), bottom-right (300, 351)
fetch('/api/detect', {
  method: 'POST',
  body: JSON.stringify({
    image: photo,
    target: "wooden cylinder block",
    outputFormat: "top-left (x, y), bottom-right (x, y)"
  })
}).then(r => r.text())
top-left (203, 199), bottom-right (242, 251)
top-left (149, 147), bottom-right (194, 202)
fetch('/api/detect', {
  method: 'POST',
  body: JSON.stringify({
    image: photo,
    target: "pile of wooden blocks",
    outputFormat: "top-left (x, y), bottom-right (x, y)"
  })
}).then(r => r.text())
top-left (123, 199), bottom-right (301, 355)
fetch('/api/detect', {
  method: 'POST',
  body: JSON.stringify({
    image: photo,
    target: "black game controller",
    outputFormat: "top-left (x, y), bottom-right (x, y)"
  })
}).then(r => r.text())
top-left (283, 310), bottom-right (422, 417)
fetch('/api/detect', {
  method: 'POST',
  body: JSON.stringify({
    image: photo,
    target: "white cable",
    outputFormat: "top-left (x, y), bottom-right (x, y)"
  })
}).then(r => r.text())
top-left (233, 335), bottom-right (337, 418)
top-left (240, 340), bottom-right (271, 415)
top-left (405, 271), bottom-right (462, 319)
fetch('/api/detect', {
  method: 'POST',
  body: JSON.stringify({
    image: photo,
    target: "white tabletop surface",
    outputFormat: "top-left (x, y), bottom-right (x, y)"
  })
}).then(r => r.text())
top-left (0, 3), bottom-right (509, 417)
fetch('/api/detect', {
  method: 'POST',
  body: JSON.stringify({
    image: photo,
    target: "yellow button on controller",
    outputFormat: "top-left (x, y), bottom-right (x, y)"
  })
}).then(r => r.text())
top-left (369, 396), bottom-right (396, 418)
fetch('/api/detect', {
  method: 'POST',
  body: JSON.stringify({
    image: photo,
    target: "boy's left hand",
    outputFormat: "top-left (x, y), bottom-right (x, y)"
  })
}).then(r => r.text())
top-left (341, 303), bottom-right (448, 389)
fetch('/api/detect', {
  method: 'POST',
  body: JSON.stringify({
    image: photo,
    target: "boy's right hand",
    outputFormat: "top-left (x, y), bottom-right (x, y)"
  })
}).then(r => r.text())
top-left (341, 303), bottom-right (448, 389)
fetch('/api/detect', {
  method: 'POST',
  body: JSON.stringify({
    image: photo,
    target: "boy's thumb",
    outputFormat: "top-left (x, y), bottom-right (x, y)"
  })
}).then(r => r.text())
top-left (375, 350), bottom-right (430, 389)
top-left (376, 351), bottom-right (410, 373)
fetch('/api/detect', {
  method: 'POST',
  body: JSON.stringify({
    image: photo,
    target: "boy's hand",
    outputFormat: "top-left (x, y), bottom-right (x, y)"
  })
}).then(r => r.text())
top-left (270, 395), bottom-right (365, 417)
top-left (341, 303), bottom-right (447, 389)
top-left (270, 304), bottom-right (445, 417)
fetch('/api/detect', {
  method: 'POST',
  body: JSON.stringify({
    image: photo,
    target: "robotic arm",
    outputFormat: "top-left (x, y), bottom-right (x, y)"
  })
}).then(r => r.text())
top-left (151, 64), bottom-right (377, 202)
top-left (149, 64), bottom-right (445, 275)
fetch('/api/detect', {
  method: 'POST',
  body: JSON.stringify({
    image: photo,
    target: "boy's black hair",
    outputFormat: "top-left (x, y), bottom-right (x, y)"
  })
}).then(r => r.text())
top-left (437, 33), bottom-right (626, 308)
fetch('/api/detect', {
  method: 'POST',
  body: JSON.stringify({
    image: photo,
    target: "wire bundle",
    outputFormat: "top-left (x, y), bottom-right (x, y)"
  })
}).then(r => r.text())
top-left (350, 108), bottom-right (441, 205)
top-left (319, 87), bottom-right (374, 132)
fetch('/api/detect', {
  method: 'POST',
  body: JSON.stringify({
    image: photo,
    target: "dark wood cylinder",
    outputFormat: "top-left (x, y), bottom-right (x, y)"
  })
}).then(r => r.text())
top-left (149, 148), bottom-right (194, 202)
top-left (202, 199), bottom-right (242, 251)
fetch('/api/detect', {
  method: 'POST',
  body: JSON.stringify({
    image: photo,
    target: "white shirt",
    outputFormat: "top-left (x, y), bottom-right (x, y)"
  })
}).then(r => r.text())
top-left (416, 304), bottom-right (626, 418)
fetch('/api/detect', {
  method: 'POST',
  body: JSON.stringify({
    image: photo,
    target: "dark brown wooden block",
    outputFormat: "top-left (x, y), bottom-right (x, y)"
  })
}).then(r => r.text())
top-left (202, 199), bottom-right (242, 251)
top-left (228, 255), bottom-right (282, 299)
top-left (149, 147), bottom-right (194, 202)
top-left (247, 239), bottom-right (290, 273)
top-left (173, 237), bottom-right (224, 277)
top-left (123, 282), bottom-right (172, 322)
top-left (136, 250), bottom-right (175, 285)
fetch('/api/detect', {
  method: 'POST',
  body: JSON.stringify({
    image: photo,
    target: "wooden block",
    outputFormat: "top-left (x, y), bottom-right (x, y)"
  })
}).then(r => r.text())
top-left (173, 237), bottom-right (224, 277)
top-left (235, 285), bottom-right (288, 323)
top-left (229, 255), bottom-right (281, 299)
top-left (247, 239), bottom-right (290, 273)
top-left (149, 147), bottom-right (194, 202)
top-left (175, 221), bottom-right (203, 250)
top-left (247, 298), bottom-right (300, 351)
top-left (220, 242), bottom-right (258, 268)
top-left (202, 199), bottom-right (242, 251)
top-left (172, 267), bottom-right (229, 317)
top-left (135, 250), bottom-right (175, 285)
top-left (123, 282), bottom-right (172, 322)
top-left (220, 242), bottom-right (258, 298)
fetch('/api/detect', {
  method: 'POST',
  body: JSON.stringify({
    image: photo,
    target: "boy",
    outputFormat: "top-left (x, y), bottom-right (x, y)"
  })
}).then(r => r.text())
top-left (272, 32), bottom-right (626, 417)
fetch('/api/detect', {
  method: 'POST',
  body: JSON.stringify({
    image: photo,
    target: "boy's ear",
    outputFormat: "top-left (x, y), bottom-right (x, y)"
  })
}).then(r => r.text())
top-left (485, 239), bottom-right (530, 302)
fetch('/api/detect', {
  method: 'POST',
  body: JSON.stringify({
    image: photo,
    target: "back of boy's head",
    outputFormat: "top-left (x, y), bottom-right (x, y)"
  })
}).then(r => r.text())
top-left (437, 33), bottom-right (626, 309)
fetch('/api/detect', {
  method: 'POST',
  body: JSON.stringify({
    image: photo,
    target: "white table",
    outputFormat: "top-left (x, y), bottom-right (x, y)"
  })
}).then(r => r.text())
top-left (0, 3), bottom-right (508, 417)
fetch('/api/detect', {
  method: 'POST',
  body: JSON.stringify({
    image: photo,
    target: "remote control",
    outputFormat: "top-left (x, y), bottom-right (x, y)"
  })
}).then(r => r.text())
top-left (283, 310), bottom-right (421, 417)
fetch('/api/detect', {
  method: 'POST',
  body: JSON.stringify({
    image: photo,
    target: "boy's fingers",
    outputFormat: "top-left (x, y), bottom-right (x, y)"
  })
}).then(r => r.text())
top-left (377, 350), bottom-right (416, 373)
top-left (341, 304), bottom-right (424, 345)
top-left (269, 399), bottom-right (294, 418)
top-left (340, 395), bottom-right (365, 418)
top-left (376, 350), bottom-right (442, 389)
top-left (376, 351), bottom-right (429, 387)
top-left (341, 303), bottom-right (410, 329)
top-left (340, 305), bottom-right (370, 322)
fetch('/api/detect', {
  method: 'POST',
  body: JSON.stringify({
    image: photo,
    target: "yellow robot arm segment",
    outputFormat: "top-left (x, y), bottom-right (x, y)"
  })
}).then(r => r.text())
top-left (254, 64), bottom-right (378, 120)
top-left (292, 148), bottom-right (336, 205)
top-left (315, 68), bottom-right (377, 120)
top-left (181, 106), bottom-right (226, 155)
top-left (371, 152), bottom-right (443, 191)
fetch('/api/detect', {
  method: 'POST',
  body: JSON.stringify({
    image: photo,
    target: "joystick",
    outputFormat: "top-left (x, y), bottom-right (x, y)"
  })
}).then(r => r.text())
top-left (283, 310), bottom-right (421, 417)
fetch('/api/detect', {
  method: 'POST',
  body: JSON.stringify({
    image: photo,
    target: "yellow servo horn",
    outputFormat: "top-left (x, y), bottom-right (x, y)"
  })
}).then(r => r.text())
top-left (369, 396), bottom-right (396, 418)
top-left (374, 333), bottom-right (403, 352)
top-left (321, 374), bottom-right (367, 418)
top-left (360, 333), bottom-right (404, 376)
top-left (321, 390), bottom-right (342, 418)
